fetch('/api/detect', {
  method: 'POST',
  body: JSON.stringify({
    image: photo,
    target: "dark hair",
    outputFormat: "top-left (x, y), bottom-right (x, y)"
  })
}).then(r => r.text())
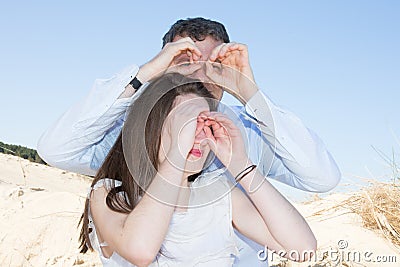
top-left (162, 17), bottom-right (230, 47)
top-left (79, 73), bottom-right (217, 253)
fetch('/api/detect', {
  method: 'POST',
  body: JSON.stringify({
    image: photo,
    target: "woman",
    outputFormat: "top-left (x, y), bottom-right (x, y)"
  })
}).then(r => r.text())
top-left (79, 73), bottom-right (316, 266)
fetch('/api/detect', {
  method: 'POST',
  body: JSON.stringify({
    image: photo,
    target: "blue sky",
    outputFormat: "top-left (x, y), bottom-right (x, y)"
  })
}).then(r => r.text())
top-left (1, 1), bottom-right (399, 193)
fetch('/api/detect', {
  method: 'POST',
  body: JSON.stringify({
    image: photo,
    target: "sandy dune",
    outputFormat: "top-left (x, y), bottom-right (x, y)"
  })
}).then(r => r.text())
top-left (0, 153), bottom-right (100, 266)
top-left (271, 194), bottom-right (400, 266)
top-left (0, 153), bottom-right (399, 266)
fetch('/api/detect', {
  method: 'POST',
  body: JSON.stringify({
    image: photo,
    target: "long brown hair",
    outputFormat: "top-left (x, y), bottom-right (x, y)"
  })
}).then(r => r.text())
top-left (79, 73), bottom-right (217, 253)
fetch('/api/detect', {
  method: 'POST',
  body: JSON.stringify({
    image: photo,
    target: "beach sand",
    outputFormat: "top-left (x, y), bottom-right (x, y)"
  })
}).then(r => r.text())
top-left (0, 153), bottom-right (398, 266)
top-left (269, 193), bottom-right (400, 266)
top-left (0, 153), bottom-right (100, 266)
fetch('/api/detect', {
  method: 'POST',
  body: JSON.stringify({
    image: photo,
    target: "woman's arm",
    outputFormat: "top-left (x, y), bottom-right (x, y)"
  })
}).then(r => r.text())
top-left (230, 171), bottom-right (316, 262)
top-left (203, 113), bottom-right (316, 262)
top-left (38, 37), bottom-right (202, 176)
top-left (90, 150), bottom-right (187, 267)
top-left (89, 99), bottom-right (205, 266)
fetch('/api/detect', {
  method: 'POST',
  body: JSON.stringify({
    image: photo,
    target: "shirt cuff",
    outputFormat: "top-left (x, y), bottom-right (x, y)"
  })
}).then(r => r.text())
top-left (76, 65), bottom-right (139, 124)
top-left (122, 65), bottom-right (140, 88)
top-left (243, 90), bottom-right (278, 134)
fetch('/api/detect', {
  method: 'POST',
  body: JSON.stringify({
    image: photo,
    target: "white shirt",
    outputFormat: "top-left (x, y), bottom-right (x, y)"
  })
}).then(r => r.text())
top-left (37, 64), bottom-right (341, 192)
top-left (88, 170), bottom-right (239, 267)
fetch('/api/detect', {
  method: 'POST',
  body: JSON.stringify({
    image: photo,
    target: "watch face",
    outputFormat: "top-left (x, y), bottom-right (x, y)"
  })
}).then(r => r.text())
top-left (130, 77), bottom-right (142, 89)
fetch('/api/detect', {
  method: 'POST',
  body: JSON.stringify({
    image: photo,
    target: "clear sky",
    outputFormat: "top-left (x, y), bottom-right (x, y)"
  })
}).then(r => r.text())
top-left (1, 1), bottom-right (399, 194)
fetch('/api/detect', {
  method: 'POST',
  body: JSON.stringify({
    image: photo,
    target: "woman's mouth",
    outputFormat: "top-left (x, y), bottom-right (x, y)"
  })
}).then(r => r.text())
top-left (189, 148), bottom-right (202, 158)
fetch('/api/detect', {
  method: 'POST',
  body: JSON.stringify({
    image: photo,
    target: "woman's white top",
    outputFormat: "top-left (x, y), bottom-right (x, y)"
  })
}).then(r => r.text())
top-left (87, 169), bottom-right (239, 266)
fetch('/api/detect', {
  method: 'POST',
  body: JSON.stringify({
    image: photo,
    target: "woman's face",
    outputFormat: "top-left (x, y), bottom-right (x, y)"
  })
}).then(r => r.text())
top-left (159, 93), bottom-right (213, 174)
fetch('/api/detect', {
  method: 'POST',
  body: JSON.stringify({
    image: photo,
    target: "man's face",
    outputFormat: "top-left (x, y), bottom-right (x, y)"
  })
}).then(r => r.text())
top-left (172, 35), bottom-right (224, 100)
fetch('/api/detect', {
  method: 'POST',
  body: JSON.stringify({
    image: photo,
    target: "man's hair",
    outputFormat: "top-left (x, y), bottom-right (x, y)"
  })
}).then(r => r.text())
top-left (162, 17), bottom-right (230, 47)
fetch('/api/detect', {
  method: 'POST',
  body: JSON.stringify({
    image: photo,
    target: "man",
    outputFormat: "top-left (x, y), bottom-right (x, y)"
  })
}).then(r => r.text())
top-left (38, 17), bottom-right (340, 266)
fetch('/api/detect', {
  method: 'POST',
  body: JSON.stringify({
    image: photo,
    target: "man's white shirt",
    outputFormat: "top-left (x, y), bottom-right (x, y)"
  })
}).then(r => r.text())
top-left (38, 64), bottom-right (340, 192)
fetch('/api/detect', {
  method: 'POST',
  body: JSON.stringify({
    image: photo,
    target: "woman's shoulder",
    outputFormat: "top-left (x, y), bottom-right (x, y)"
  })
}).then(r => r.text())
top-left (86, 178), bottom-right (122, 202)
top-left (91, 178), bottom-right (122, 191)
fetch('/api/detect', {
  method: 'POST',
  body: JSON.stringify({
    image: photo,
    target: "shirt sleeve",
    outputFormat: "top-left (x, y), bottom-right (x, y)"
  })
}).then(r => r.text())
top-left (37, 64), bottom-right (139, 176)
top-left (242, 90), bottom-right (341, 192)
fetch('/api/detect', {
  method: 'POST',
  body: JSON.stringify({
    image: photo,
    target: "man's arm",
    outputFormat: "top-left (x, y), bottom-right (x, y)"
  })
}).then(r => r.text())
top-left (242, 91), bottom-right (341, 192)
top-left (207, 42), bottom-right (341, 193)
top-left (37, 65), bottom-right (140, 175)
top-left (38, 37), bottom-right (202, 175)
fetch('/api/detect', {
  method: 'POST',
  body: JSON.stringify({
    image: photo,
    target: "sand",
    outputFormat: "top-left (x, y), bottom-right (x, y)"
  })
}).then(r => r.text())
top-left (269, 194), bottom-right (400, 266)
top-left (0, 153), bottom-right (100, 266)
top-left (0, 153), bottom-right (399, 266)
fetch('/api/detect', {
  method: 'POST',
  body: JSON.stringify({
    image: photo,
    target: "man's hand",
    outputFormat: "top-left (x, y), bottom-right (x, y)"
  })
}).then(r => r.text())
top-left (206, 42), bottom-right (258, 103)
top-left (137, 37), bottom-right (202, 82)
top-left (120, 37), bottom-right (202, 99)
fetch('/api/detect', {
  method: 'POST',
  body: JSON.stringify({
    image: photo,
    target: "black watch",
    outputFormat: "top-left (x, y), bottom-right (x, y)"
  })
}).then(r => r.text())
top-left (129, 76), bottom-right (142, 90)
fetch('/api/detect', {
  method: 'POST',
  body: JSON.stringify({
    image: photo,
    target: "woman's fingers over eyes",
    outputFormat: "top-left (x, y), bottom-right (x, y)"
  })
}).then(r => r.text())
top-left (204, 125), bottom-right (216, 141)
top-left (197, 113), bottom-right (209, 122)
top-left (211, 114), bottom-right (236, 127)
top-left (207, 115), bottom-right (240, 138)
top-left (195, 120), bottom-right (205, 136)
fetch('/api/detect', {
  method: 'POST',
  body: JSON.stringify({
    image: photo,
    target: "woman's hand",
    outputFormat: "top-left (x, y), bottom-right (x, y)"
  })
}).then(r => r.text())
top-left (161, 99), bottom-right (209, 168)
top-left (199, 112), bottom-right (250, 172)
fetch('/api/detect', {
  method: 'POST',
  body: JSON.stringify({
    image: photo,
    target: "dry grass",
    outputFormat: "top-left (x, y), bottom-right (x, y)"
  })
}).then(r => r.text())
top-left (298, 181), bottom-right (400, 266)
top-left (343, 182), bottom-right (400, 249)
top-left (308, 181), bottom-right (400, 249)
